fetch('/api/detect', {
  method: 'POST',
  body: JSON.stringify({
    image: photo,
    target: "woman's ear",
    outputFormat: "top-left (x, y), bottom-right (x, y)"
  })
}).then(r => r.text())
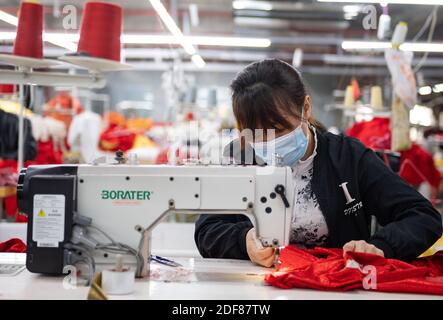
top-left (303, 95), bottom-right (312, 121)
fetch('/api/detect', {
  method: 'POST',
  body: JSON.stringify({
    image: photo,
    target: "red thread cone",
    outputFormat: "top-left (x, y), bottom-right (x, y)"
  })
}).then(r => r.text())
top-left (13, 2), bottom-right (44, 59)
top-left (77, 2), bottom-right (122, 62)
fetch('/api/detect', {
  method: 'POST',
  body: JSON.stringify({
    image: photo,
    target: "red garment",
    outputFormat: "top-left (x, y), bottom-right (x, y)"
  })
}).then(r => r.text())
top-left (0, 238), bottom-right (26, 253)
top-left (399, 144), bottom-right (441, 188)
top-left (265, 246), bottom-right (443, 295)
top-left (347, 118), bottom-right (440, 188)
top-left (26, 140), bottom-right (63, 166)
top-left (346, 117), bottom-right (391, 150)
top-left (15, 214), bottom-right (28, 223)
top-left (99, 125), bottom-right (136, 152)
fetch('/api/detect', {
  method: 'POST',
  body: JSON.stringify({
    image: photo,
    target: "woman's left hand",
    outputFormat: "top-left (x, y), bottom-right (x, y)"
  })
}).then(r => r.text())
top-left (343, 240), bottom-right (385, 257)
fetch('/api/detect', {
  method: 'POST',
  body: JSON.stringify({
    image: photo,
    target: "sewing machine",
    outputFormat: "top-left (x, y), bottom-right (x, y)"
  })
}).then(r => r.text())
top-left (17, 159), bottom-right (293, 279)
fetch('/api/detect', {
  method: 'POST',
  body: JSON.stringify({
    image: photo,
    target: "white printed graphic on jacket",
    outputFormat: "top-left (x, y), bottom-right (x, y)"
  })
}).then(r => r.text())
top-left (290, 128), bottom-right (329, 247)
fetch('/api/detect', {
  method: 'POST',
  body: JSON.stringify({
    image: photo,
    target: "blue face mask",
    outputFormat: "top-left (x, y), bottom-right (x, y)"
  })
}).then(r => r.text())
top-left (253, 124), bottom-right (309, 167)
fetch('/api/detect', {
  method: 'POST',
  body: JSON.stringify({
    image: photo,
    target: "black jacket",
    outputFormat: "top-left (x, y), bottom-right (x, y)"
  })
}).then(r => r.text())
top-left (195, 131), bottom-right (443, 261)
top-left (0, 109), bottom-right (37, 161)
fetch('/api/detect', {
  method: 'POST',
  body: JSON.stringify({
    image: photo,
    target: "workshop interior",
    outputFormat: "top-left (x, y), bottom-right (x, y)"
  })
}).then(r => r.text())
top-left (1, 0), bottom-right (443, 302)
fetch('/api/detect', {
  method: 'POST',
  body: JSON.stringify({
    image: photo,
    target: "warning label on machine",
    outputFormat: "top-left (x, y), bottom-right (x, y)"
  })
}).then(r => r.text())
top-left (32, 194), bottom-right (65, 248)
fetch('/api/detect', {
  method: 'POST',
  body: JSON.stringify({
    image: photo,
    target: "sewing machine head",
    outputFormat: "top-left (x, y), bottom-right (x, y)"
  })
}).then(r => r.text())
top-left (17, 161), bottom-right (293, 279)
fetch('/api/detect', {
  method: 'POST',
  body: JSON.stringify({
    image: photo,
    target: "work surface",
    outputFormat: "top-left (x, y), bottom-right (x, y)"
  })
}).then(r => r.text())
top-left (1, 253), bottom-right (442, 300)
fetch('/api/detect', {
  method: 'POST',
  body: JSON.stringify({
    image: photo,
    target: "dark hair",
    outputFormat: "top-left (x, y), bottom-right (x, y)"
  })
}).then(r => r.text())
top-left (230, 59), bottom-right (325, 133)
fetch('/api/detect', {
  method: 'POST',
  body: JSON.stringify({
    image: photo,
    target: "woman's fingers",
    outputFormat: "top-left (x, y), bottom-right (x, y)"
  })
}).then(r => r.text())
top-left (261, 253), bottom-right (276, 268)
top-left (343, 240), bottom-right (385, 257)
top-left (255, 247), bottom-right (274, 259)
top-left (343, 241), bottom-right (356, 252)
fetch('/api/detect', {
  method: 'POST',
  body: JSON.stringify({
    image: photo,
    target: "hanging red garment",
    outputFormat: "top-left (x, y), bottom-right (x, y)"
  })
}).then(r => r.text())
top-left (399, 144), bottom-right (441, 188)
top-left (346, 117), bottom-right (391, 150)
top-left (0, 238), bottom-right (26, 253)
top-left (25, 140), bottom-right (63, 166)
top-left (265, 246), bottom-right (443, 295)
top-left (347, 118), bottom-right (440, 188)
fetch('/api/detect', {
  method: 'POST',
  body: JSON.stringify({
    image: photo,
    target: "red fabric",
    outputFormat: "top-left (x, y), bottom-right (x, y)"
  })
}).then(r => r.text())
top-left (346, 117), bottom-right (391, 150)
top-left (265, 246), bottom-right (443, 295)
top-left (99, 125), bottom-right (135, 152)
top-left (77, 2), bottom-right (122, 61)
top-left (0, 141), bottom-right (63, 219)
top-left (399, 144), bottom-right (441, 188)
top-left (0, 84), bottom-right (15, 94)
top-left (0, 238), bottom-right (26, 253)
top-left (4, 195), bottom-right (17, 218)
top-left (13, 2), bottom-right (43, 59)
top-left (347, 118), bottom-right (440, 187)
top-left (15, 214), bottom-right (28, 223)
top-left (26, 140), bottom-right (63, 166)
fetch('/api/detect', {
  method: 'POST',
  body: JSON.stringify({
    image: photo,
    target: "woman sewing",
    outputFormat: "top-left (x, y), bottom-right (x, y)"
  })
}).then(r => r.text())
top-left (194, 59), bottom-right (442, 267)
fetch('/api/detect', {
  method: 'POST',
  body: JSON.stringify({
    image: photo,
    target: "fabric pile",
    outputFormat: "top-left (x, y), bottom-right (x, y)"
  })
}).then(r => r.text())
top-left (265, 246), bottom-right (443, 295)
top-left (0, 238), bottom-right (26, 253)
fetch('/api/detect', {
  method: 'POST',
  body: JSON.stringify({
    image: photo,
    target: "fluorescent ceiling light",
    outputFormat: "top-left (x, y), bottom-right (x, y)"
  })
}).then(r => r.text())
top-left (342, 41), bottom-right (391, 50)
top-left (0, 32), bottom-right (271, 49)
top-left (148, 0), bottom-right (197, 55)
top-left (342, 40), bottom-right (443, 52)
top-left (400, 42), bottom-right (443, 52)
top-left (186, 36), bottom-right (270, 47)
top-left (0, 10), bottom-right (18, 26)
top-left (318, 0), bottom-right (443, 5)
top-left (410, 105), bottom-right (434, 127)
top-left (433, 83), bottom-right (443, 93)
top-left (122, 34), bottom-right (271, 47)
top-left (418, 86), bottom-right (432, 95)
top-left (233, 1), bottom-right (273, 10)
top-left (0, 31), bottom-right (16, 40)
top-left (191, 54), bottom-right (206, 68)
top-left (342, 5), bottom-right (362, 13)
top-left (0, 10), bottom-right (76, 51)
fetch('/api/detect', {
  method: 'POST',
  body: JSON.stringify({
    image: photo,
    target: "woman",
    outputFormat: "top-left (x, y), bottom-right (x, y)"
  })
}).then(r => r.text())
top-left (194, 59), bottom-right (442, 267)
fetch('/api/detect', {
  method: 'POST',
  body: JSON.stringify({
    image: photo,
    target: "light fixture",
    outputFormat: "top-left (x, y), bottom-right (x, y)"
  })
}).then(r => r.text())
top-left (0, 10), bottom-right (18, 26)
top-left (318, 0), bottom-right (443, 6)
top-left (342, 40), bottom-right (443, 53)
top-left (191, 54), bottom-right (205, 68)
top-left (233, 0), bottom-right (273, 11)
top-left (400, 42), bottom-right (443, 53)
top-left (410, 105), bottom-right (434, 127)
top-left (341, 41), bottom-right (391, 50)
top-left (148, 0), bottom-right (197, 56)
top-left (186, 36), bottom-right (270, 47)
top-left (0, 10), bottom-right (76, 51)
top-left (418, 86), bottom-right (432, 95)
top-left (433, 83), bottom-right (443, 93)
top-left (0, 32), bottom-right (271, 48)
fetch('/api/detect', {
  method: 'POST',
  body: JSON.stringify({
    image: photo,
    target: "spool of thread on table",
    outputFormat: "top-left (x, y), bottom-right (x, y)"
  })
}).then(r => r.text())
top-left (102, 254), bottom-right (135, 295)
top-left (13, 2), bottom-right (43, 59)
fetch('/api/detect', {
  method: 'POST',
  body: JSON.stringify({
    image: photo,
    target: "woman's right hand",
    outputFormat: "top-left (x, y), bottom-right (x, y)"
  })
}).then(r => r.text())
top-left (246, 228), bottom-right (275, 267)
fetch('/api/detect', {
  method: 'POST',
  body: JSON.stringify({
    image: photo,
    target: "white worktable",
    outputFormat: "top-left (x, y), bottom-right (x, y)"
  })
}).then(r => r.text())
top-left (1, 253), bottom-right (442, 300)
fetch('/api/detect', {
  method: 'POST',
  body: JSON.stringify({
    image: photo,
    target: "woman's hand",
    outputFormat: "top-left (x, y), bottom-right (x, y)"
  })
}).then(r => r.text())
top-left (343, 240), bottom-right (384, 257)
top-left (246, 228), bottom-right (275, 267)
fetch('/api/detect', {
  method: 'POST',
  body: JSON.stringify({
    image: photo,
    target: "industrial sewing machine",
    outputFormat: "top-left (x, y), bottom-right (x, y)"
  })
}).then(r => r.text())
top-left (17, 155), bottom-right (294, 280)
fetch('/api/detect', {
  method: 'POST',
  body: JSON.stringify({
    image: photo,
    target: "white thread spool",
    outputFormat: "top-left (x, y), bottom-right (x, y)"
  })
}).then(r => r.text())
top-left (102, 254), bottom-right (135, 295)
top-left (370, 86), bottom-right (383, 110)
top-left (344, 85), bottom-right (355, 108)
